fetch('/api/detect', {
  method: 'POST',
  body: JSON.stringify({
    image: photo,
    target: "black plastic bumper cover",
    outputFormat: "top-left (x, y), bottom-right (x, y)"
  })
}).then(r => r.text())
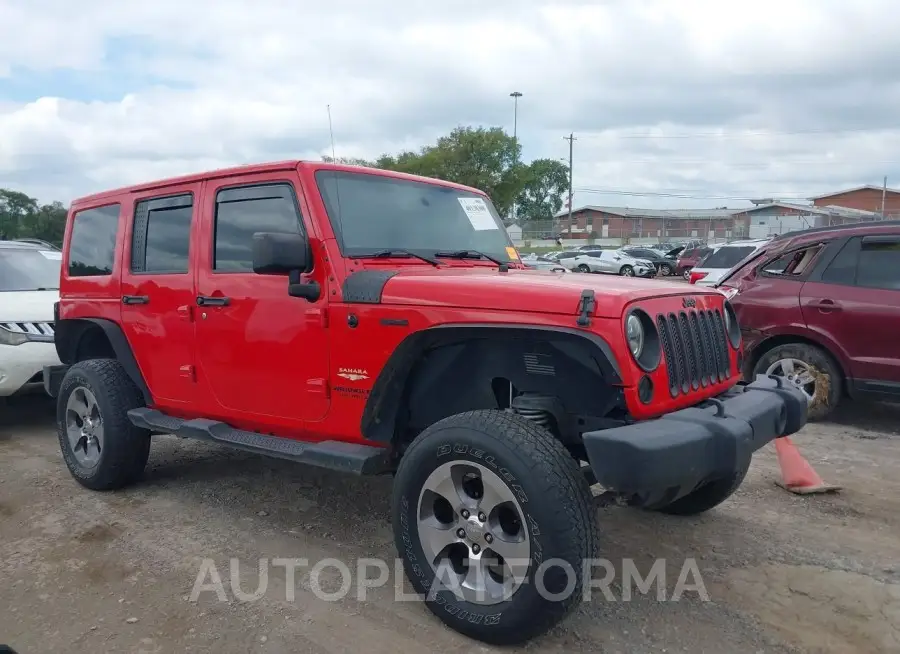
top-left (42, 364), bottom-right (70, 398)
top-left (583, 375), bottom-right (808, 496)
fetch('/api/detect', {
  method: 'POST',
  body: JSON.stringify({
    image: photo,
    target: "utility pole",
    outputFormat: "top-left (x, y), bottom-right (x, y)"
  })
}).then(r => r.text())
top-left (509, 92), bottom-right (523, 224)
top-left (881, 176), bottom-right (888, 218)
top-left (564, 133), bottom-right (576, 233)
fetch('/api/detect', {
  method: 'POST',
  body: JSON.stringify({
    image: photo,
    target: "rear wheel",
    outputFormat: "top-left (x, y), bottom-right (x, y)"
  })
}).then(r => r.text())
top-left (682, 267), bottom-right (692, 280)
top-left (57, 359), bottom-right (151, 490)
top-left (652, 466), bottom-right (749, 516)
top-left (754, 342), bottom-right (842, 420)
top-left (392, 410), bottom-right (598, 645)
top-left (620, 265), bottom-right (634, 276)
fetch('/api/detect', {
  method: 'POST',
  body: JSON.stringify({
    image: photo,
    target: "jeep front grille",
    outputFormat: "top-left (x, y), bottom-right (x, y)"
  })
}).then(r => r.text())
top-left (656, 309), bottom-right (730, 397)
top-left (1, 322), bottom-right (55, 337)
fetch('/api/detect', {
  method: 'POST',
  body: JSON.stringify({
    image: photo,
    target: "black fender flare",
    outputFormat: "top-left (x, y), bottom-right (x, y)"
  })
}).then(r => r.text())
top-left (360, 323), bottom-right (622, 443)
top-left (54, 317), bottom-right (153, 405)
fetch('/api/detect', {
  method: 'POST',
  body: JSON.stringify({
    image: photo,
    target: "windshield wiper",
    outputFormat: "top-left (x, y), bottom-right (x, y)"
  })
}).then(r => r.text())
top-left (435, 249), bottom-right (507, 267)
top-left (364, 249), bottom-right (440, 267)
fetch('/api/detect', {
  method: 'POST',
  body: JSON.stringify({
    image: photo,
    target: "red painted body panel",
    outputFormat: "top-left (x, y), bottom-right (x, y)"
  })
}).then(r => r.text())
top-left (58, 161), bottom-right (742, 446)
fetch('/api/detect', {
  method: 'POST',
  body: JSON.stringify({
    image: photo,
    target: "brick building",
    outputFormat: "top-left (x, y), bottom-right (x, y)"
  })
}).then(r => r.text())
top-left (810, 185), bottom-right (900, 215)
top-left (553, 206), bottom-right (742, 241)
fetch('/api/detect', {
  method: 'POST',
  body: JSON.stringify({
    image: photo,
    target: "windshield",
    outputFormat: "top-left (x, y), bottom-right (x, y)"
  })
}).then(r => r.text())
top-left (315, 170), bottom-right (515, 262)
top-left (698, 245), bottom-right (757, 269)
top-left (0, 248), bottom-right (62, 291)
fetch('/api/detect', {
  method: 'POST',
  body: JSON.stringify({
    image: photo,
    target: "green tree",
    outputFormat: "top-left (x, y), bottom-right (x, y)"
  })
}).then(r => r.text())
top-left (0, 189), bottom-right (68, 245)
top-left (0, 189), bottom-right (39, 240)
top-left (367, 126), bottom-right (530, 218)
top-left (515, 158), bottom-right (570, 223)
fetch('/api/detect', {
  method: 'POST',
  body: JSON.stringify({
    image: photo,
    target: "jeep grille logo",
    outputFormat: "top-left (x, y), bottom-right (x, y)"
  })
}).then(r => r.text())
top-left (682, 297), bottom-right (697, 308)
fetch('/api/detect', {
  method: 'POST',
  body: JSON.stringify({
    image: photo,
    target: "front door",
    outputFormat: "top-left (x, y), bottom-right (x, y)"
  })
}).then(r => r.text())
top-left (192, 173), bottom-right (330, 430)
top-left (801, 235), bottom-right (900, 386)
top-left (119, 184), bottom-right (200, 406)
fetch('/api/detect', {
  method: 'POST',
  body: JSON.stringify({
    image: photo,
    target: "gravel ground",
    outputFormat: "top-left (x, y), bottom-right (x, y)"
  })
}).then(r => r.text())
top-left (1, 394), bottom-right (898, 654)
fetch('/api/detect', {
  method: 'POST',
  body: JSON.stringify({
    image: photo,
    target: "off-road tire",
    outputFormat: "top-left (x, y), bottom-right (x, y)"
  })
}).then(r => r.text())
top-left (392, 410), bottom-right (599, 645)
top-left (754, 342), bottom-right (842, 421)
top-left (659, 263), bottom-right (672, 276)
top-left (619, 265), bottom-right (634, 276)
top-left (577, 264), bottom-right (591, 273)
top-left (57, 358), bottom-right (151, 490)
top-left (653, 465), bottom-right (749, 516)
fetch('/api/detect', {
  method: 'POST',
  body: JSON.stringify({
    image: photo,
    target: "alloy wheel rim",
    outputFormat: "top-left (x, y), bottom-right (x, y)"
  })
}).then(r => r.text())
top-left (416, 460), bottom-right (530, 605)
top-left (65, 386), bottom-right (105, 468)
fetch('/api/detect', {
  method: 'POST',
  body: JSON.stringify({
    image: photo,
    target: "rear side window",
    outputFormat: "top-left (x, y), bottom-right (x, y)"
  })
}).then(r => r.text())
top-left (699, 245), bottom-right (757, 268)
top-left (858, 237), bottom-right (900, 290)
top-left (214, 184), bottom-right (303, 272)
top-left (761, 244), bottom-right (823, 278)
top-left (68, 204), bottom-right (120, 277)
top-left (131, 194), bottom-right (193, 274)
top-left (820, 238), bottom-right (861, 285)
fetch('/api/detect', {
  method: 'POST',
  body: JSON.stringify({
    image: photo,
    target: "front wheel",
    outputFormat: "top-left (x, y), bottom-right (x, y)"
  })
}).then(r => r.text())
top-left (651, 466), bottom-right (749, 516)
top-left (392, 411), bottom-right (598, 645)
top-left (682, 268), bottom-right (692, 280)
top-left (577, 264), bottom-right (591, 273)
top-left (659, 263), bottom-right (672, 276)
top-left (619, 265), bottom-right (634, 276)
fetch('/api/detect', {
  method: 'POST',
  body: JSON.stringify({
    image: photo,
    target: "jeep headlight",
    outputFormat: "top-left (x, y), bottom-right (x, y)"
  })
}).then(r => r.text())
top-left (626, 314), bottom-right (644, 357)
top-left (723, 300), bottom-right (741, 349)
top-left (625, 309), bottom-right (662, 371)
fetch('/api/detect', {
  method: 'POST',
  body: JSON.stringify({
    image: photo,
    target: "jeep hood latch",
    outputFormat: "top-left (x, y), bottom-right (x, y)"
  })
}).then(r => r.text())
top-left (576, 289), bottom-right (596, 327)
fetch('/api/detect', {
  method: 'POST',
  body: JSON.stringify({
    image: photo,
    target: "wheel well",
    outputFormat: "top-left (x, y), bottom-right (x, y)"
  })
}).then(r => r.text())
top-left (747, 334), bottom-right (846, 389)
top-left (361, 325), bottom-right (625, 449)
top-left (54, 317), bottom-right (152, 404)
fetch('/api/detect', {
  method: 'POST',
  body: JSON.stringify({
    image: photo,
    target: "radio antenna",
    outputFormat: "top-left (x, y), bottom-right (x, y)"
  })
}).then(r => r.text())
top-left (327, 104), bottom-right (337, 162)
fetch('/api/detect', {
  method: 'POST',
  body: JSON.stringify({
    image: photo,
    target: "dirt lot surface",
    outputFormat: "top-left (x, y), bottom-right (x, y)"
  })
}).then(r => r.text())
top-left (1, 395), bottom-right (898, 654)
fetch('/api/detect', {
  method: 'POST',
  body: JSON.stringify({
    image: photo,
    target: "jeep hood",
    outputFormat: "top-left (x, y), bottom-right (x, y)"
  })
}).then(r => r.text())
top-left (371, 267), bottom-right (720, 318)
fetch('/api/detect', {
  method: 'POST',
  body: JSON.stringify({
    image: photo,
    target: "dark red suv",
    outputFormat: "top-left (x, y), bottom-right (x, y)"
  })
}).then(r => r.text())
top-left (718, 220), bottom-right (900, 419)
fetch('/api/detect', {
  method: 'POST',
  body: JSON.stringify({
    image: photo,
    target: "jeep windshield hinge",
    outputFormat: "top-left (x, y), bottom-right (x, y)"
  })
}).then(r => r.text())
top-left (576, 289), bottom-right (595, 327)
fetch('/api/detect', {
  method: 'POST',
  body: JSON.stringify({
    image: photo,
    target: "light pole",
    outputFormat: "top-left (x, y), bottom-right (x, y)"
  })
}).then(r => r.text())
top-left (509, 91), bottom-right (522, 223)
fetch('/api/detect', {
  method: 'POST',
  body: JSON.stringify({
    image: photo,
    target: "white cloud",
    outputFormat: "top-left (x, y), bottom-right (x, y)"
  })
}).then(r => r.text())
top-left (2, 0), bottom-right (900, 208)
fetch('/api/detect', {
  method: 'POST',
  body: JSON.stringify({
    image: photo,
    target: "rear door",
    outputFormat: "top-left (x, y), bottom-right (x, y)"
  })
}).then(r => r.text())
top-left (119, 185), bottom-right (200, 406)
top-left (801, 235), bottom-right (900, 387)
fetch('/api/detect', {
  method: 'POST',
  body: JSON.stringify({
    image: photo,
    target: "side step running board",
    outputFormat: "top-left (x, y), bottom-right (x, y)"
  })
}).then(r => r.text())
top-left (128, 408), bottom-right (392, 475)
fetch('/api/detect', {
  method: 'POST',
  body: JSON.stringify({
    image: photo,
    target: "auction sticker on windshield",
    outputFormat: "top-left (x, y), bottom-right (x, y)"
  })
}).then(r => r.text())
top-left (458, 197), bottom-right (497, 231)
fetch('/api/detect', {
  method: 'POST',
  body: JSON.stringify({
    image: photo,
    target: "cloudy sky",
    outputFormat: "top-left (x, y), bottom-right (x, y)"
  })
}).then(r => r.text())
top-left (2, 0), bottom-right (899, 210)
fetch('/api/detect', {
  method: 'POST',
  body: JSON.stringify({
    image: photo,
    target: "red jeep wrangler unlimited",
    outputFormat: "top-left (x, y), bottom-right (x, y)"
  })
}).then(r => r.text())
top-left (43, 161), bottom-right (807, 644)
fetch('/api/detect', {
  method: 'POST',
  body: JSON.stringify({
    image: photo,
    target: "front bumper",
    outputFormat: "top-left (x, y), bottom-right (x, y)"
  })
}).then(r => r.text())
top-left (582, 375), bottom-right (807, 501)
top-left (0, 342), bottom-right (61, 397)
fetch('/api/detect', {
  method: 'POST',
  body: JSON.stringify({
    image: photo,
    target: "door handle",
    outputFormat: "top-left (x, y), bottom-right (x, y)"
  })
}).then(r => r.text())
top-left (196, 295), bottom-right (231, 307)
top-left (122, 295), bottom-right (149, 305)
top-left (809, 299), bottom-right (841, 312)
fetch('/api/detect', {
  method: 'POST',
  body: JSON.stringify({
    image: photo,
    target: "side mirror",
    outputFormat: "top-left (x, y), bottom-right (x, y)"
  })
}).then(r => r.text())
top-left (252, 232), bottom-right (321, 302)
top-left (252, 232), bottom-right (310, 275)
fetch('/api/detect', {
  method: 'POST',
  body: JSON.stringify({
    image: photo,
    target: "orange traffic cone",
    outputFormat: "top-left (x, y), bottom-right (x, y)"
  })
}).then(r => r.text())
top-left (773, 437), bottom-right (841, 495)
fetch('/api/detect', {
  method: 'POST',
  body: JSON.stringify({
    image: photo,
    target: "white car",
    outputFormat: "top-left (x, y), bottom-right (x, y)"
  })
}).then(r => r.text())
top-left (0, 240), bottom-right (62, 398)
top-left (566, 249), bottom-right (655, 277)
top-left (688, 239), bottom-right (771, 287)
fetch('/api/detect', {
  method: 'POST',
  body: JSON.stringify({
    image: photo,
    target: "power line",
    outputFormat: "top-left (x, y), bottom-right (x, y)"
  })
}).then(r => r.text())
top-left (577, 126), bottom-right (898, 140)
top-left (587, 159), bottom-right (900, 167)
